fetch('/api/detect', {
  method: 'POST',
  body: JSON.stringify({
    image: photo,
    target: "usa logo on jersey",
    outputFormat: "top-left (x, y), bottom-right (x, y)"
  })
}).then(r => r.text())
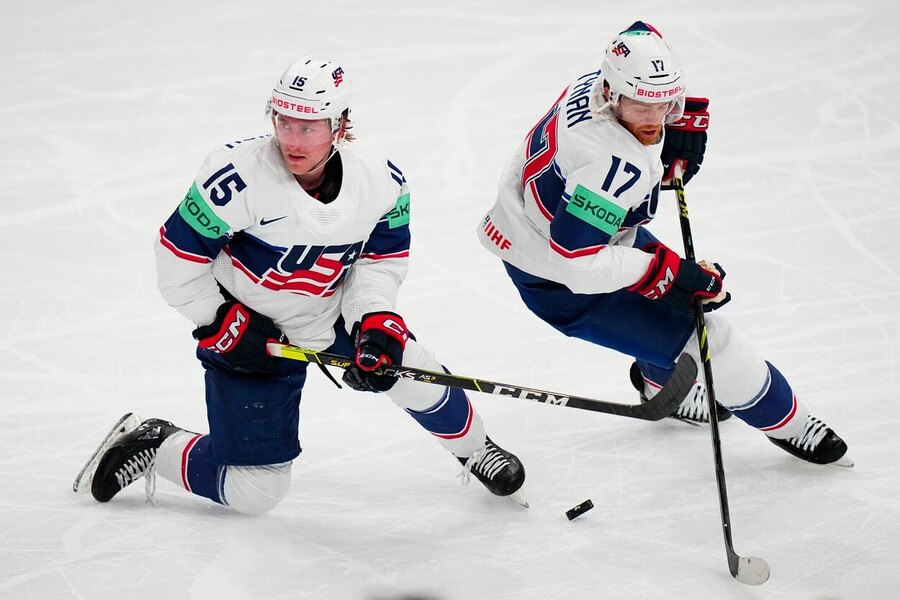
top-left (230, 242), bottom-right (364, 297)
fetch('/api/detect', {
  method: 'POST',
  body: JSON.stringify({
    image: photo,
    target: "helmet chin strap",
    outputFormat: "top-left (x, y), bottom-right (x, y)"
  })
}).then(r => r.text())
top-left (304, 117), bottom-right (344, 175)
top-left (279, 126), bottom-right (344, 183)
top-left (299, 145), bottom-right (338, 176)
top-left (291, 117), bottom-right (347, 177)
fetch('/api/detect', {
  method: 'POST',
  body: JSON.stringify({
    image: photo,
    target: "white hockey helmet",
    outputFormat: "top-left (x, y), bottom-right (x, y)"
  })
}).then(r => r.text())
top-left (266, 56), bottom-right (351, 138)
top-left (590, 22), bottom-right (685, 123)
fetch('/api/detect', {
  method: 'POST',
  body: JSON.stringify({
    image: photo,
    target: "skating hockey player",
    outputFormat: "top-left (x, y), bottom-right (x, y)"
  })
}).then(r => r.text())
top-left (476, 21), bottom-right (851, 466)
top-left (75, 57), bottom-right (525, 513)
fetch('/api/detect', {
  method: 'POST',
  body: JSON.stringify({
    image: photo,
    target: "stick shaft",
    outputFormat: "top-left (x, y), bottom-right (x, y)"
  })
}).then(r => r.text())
top-left (672, 171), bottom-right (745, 579)
top-left (267, 343), bottom-right (696, 421)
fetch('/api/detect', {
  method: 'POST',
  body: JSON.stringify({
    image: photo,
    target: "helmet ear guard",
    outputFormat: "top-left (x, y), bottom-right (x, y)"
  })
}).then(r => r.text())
top-left (588, 79), bottom-right (614, 118)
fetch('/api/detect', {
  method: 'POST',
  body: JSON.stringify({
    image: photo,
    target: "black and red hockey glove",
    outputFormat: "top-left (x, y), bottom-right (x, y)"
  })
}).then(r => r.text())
top-left (661, 97), bottom-right (709, 189)
top-left (193, 300), bottom-right (286, 374)
top-left (629, 242), bottom-right (730, 312)
top-left (342, 311), bottom-right (409, 393)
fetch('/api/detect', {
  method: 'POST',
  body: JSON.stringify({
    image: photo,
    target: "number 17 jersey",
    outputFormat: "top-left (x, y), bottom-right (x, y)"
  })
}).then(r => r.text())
top-left (477, 68), bottom-right (666, 295)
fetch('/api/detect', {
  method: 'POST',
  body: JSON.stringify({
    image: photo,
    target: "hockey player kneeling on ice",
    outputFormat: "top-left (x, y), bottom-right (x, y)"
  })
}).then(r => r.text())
top-left (475, 21), bottom-right (850, 467)
top-left (75, 57), bottom-right (524, 513)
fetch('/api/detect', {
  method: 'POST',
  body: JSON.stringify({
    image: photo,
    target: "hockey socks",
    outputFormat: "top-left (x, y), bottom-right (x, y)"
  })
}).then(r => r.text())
top-left (155, 432), bottom-right (293, 513)
top-left (728, 361), bottom-right (807, 439)
top-left (155, 432), bottom-right (226, 504)
top-left (405, 386), bottom-right (487, 458)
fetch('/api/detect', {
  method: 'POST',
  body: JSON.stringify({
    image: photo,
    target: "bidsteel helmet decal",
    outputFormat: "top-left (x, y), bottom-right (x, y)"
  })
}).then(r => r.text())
top-left (270, 95), bottom-right (322, 116)
top-left (268, 57), bottom-right (351, 121)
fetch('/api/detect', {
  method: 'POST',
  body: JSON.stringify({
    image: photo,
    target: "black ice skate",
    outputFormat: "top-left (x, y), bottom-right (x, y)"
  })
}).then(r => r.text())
top-left (74, 414), bottom-right (182, 502)
top-left (630, 362), bottom-right (732, 425)
top-left (458, 437), bottom-right (525, 500)
top-left (767, 415), bottom-right (853, 467)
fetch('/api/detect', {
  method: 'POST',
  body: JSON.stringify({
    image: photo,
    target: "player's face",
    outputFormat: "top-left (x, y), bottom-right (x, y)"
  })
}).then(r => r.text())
top-left (615, 96), bottom-right (675, 146)
top-left (273, 114), bottom-right (335, 174)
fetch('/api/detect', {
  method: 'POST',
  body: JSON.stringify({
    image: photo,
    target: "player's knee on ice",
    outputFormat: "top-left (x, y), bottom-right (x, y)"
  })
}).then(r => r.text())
top-left (222, 462), bottom-right (292, 515)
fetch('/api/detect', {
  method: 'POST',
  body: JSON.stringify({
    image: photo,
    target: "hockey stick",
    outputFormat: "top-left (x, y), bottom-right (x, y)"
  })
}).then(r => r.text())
top-left (267, 343), bottom-right (697, 421)
top-left (672, 166), bottom-right (770, 585)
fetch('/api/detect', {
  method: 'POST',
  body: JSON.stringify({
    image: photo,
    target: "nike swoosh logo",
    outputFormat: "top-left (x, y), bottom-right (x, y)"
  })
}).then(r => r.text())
top-left (259, 215), bottom-right (288, 226)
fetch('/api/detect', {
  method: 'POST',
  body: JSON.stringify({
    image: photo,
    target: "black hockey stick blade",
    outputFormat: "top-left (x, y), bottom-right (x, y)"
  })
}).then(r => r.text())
top-left (267, 343), bottom-right (697, 422)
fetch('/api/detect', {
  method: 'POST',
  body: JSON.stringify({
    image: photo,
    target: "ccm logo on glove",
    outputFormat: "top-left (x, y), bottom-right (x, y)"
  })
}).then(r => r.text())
top-left (629, 242), bottom-right (729, 312)
top-left (193, 301), bottom-right (286, 373)
top-left (380, 317), bottom-right (407, 339)
top-left (342, 311), bottom-right (409, 392)
top-left (661, 97), bottom-right (709, 189)
top-left (199, 304), bottom-right (250, 353)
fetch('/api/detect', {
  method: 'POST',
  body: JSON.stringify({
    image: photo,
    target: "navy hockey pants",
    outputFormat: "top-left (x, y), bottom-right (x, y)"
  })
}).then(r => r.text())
top-left (502, 228), bottom-right (695, 371)
top-left (197, 318), bottom-right (357, 466)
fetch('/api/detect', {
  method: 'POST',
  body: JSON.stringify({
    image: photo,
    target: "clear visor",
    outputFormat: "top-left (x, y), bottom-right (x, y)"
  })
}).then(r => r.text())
top-left (273, 113), bottom-right (335, 146)
top-left (614, 95), bottom-right (682, 125)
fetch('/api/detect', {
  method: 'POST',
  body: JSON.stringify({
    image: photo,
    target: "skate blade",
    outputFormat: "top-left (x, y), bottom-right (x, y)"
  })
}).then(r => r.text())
top-left (72, 413), bottom-right (142, 493)
top-left (506, 489), bottom-right (529, 508)
top-left (671, 416), bottom-right (702, 427)
top-left (832, 454), bottom-right (854, 468)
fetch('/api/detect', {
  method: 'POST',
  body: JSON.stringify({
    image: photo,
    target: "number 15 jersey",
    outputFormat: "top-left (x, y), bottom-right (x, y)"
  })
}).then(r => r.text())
top-left (155, 136), bottom-right (411, 350)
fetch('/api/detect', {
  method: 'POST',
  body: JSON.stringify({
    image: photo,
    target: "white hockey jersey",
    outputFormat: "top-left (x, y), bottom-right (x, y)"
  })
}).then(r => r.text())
top-left (155, 136), bottom-right (411, 350)
top-left (477, 69), bottom-right (665, 294)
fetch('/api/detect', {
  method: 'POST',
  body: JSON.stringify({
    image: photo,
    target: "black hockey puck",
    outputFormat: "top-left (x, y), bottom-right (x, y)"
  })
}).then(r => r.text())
top-left (565, 499), bottom-right (594, 521)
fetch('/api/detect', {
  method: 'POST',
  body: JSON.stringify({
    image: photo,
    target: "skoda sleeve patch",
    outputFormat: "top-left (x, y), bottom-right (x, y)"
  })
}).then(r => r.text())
top-left (179, 183), bottom-right (231, 239)
top-left (387, 193), bottom-right (410, 229)
top-left (565, 184), bottom-right (627, 236)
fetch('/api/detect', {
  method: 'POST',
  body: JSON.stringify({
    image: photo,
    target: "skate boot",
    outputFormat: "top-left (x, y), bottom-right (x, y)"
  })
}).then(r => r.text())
top-left (458, 437), bottom-right (525, 498)
top-left (76, 415), bottom-right (183, 502)
top-left (630, 362), bottom-right (732, 425)
top-left (767, 415), bottom-right (853, 467)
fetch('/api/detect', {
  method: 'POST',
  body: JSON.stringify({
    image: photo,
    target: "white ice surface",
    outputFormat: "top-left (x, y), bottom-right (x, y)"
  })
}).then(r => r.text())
top-left (2, 1), bottom-right (899, 598)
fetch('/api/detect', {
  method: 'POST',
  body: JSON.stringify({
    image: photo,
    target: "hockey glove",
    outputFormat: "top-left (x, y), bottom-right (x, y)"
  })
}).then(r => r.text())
top-left (629, 242), bottom-right (730, 312)
top-left (696, 260), bottom-right (732, 312)
top-left (342, 311), bottom-right (409, 393)
top-left (661, 97), bottom-right (709, 190)
top-left (193, 300), bottom-right (286, 374)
